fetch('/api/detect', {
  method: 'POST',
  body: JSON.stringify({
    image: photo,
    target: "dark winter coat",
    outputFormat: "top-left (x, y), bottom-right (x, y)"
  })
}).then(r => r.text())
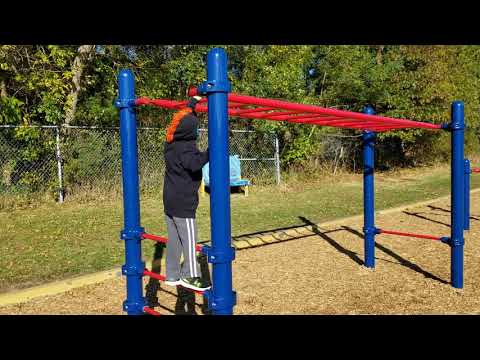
top-left (163, 109), bottom-right (209, 218)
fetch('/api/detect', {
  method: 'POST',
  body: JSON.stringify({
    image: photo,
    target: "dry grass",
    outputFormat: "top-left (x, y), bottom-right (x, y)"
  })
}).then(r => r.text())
top-left (1, 193), bottom-right (479, 315)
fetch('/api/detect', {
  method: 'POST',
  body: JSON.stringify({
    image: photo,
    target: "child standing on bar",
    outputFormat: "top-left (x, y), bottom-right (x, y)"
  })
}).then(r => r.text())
top-left (163, 96), bottom-right (211, 292)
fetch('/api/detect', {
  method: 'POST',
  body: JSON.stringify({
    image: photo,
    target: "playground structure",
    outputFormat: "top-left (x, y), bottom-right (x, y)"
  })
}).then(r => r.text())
top-left (116, 47), bottom-right (470, 316)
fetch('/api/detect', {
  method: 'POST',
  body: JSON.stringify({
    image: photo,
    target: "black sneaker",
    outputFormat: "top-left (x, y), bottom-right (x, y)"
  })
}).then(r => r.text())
top-left (180, 277), bottom-right (211, 292)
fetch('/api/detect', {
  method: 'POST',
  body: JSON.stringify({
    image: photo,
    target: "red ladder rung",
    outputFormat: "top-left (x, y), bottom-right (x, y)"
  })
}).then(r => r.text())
top-left (142, 269), bottom-right (205, 295)
top-left (378, 229), bottom-right (442, 241)
top-left (143, 306), bottom-right (161, 316)
top-left (141, 233), bottom-right (203, 252)
top-left (143, 269), bottom-right (166, 281)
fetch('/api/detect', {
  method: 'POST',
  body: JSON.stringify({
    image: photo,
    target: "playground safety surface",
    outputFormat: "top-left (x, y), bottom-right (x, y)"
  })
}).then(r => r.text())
top-left (2, 194), bottom-right (480, 315)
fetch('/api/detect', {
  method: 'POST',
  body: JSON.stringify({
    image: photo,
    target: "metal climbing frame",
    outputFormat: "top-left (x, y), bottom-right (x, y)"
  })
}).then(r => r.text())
top-left (362, 102), bottom-right (466, 289)
top-left (116, 47), bottom-right (468, 316)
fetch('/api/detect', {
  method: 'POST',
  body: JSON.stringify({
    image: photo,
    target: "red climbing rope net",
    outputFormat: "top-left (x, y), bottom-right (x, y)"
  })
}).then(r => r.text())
top-left (135, 89), bottom-right (442, 133)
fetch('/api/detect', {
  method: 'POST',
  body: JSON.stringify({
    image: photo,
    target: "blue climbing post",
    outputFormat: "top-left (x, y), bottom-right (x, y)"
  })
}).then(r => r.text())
top-left (464, 159), bottom-right (471, 230)
top-left (198, 48), bottom-right (236, 315)
top-left (450, 101), bottom-right (465, 289)
top-left (116, 69), bottom-right (145, 315)
top-left (363, 106), bottom-right (376, 268)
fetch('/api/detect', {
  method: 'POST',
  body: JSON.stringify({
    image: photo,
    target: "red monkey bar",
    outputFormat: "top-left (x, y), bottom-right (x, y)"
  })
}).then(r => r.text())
top-left (136, 88), bottom-right (442, 133)
top-left (136, 93), bottom-right (442, 132)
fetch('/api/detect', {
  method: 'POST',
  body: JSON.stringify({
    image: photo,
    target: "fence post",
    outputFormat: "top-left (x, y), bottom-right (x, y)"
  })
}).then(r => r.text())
top-left (55, 126), bottom-right (65, 203)
top-left (274, 133), bottom-right (281, 185)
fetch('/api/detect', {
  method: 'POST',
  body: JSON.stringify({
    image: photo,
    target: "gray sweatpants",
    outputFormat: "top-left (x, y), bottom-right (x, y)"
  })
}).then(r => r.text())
top-left (165, 215), bottom-right (200, 280)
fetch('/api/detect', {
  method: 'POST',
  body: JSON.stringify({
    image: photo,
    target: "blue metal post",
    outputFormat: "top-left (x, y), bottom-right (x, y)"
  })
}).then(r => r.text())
top-left (464, 159), bottom-right (471, 230)
top-left (450, 101), bottom-right (465, 289)
top-left (362, 106), bottom-right (376, 268)
top-left (198, 48), bottom-right (236, 315)
top-left (116, 69), bottom-right (145, 315)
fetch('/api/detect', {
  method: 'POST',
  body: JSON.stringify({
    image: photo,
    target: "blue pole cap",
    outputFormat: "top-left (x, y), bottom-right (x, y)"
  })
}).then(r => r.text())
top-left (363, 105), bottom-right (376, 115)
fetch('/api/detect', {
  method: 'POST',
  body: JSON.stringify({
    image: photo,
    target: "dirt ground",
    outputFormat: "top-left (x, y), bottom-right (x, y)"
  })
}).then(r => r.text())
top-left (1, 195), bottom-right (480, 315)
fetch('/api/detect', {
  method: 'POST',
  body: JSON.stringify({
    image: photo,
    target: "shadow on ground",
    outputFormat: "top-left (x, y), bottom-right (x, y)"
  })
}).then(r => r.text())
top-left (144, 243), bottom-right (211, 315)
top-left (146, 206), bottom-right (455, 314)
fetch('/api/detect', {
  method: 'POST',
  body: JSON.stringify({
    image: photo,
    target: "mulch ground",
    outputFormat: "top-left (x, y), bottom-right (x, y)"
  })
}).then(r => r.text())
top-left (1, 195), bottom-right (480, 315)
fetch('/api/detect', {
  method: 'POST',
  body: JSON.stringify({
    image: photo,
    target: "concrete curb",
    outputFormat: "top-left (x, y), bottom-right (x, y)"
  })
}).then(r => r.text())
top-left (0, 268), bottom-right (122, 307)
top-left (1, 189), bottom-right (478, 307)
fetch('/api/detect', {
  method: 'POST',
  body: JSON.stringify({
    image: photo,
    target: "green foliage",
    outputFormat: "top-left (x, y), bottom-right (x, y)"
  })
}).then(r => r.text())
top-left (2, 44), bottom-right (480, 173)
top-left (62, 131), bottom-right (120, 188)
top-left (0, 126), bottom-right (56, 194)
top-left (0, 97), bottom-right (23, 124)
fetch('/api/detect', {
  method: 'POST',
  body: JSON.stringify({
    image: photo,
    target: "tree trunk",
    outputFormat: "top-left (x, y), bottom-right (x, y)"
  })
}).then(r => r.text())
top-left (376, 45), bottom-right (385, 65)
top-left (0, 76), bottom-right (7, 98)
top-left (64, 45), bottom-right (96, 126)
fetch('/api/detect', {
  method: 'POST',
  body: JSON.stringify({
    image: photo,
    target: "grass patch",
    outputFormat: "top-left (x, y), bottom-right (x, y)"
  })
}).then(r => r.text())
top-left (1, 164), bottom-right (478, 292)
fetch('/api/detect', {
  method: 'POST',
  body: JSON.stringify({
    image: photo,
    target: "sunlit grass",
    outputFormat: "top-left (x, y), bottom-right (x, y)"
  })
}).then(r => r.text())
top-left (1, 164), bottom-right (478, 292)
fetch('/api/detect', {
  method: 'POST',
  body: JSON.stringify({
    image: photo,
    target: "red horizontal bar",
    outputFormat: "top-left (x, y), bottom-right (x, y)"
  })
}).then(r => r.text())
top-left (142, 233), bottom-right (168, 243)
top-left (266, 111), bottom-right (303, 119)
top-left (228, 102), bottom-right (248, 108)
top-left (188, 89), bottom-right (440, 130)
top-left (143, 269), bottom-right (204, 295)
top-left (143, 306), bottom-right (161, 316)
top-left (230, 107), bottom-right (275, 115)
top-left (231, 110), bottom-right (283, 119)
top-left (378, 229), bottom-right (443, 241)
top-left (141, 233), bottom-right (203, 252)
top-left (472, 168), bottom-right (480, 173)
top-left (277, 114), bottom-right (341, 122)
top-left (139, 91), bottom-right (442, 132)
top-left (228, 93), bottom-right (442, 130)
top-left (143, 269), bottom-right (166, 281)
top-left (136, 98), bottom-right (184, 109)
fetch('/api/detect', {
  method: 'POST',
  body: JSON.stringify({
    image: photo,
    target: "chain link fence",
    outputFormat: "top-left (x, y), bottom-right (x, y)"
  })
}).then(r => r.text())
top-left (0, 125), bottom-right (280, 204)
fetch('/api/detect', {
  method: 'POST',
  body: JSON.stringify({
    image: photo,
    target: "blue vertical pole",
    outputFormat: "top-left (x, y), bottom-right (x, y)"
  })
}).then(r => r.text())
top-left (363, 106), bottom-right (376, 268)
top-left (116, 69), bottom-right (145, 315)
top-left (464, 159), bottom-right (471, 230)
top-left (199, 48), bottom-right (236, 315)
top-left (450, 101), bottom-right (465, 289)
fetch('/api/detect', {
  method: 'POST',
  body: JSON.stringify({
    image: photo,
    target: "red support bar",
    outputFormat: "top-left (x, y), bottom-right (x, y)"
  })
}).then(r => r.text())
top-left (266, 111), bottom-right (304, 119)
top-left (230, 110), bottom-right (302, 120)
top-left (142, 233), bottom-right (168, 244)
top-left (143, 269), bottom-right (166, 281)
top-left (230, 110), bottom-right (283, 119)
top-left (226, 93), bottom-right (442, 130)
top-left (138, 91), bottom-right (442, 132)
top-left (228, 102), bottom-right (249, 109)
top-left (472, 168), bottom-right (480, 173)
top-left (309, 119), bottom-right (389, 128)
top-left (143, 269), bottom-right (205, 295)
top-left (141, 233), bottom-right (203, 252)
top-left (143, 306), bottom-right (161, 316)
top-left (230, 107), bottom-right (275, 115)
top-left (136, 98), bottom-right (185, 109)
top-left (274, 114), bottom-right (342, 122)
top-left (378, 229), bottom-right (443, 241)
